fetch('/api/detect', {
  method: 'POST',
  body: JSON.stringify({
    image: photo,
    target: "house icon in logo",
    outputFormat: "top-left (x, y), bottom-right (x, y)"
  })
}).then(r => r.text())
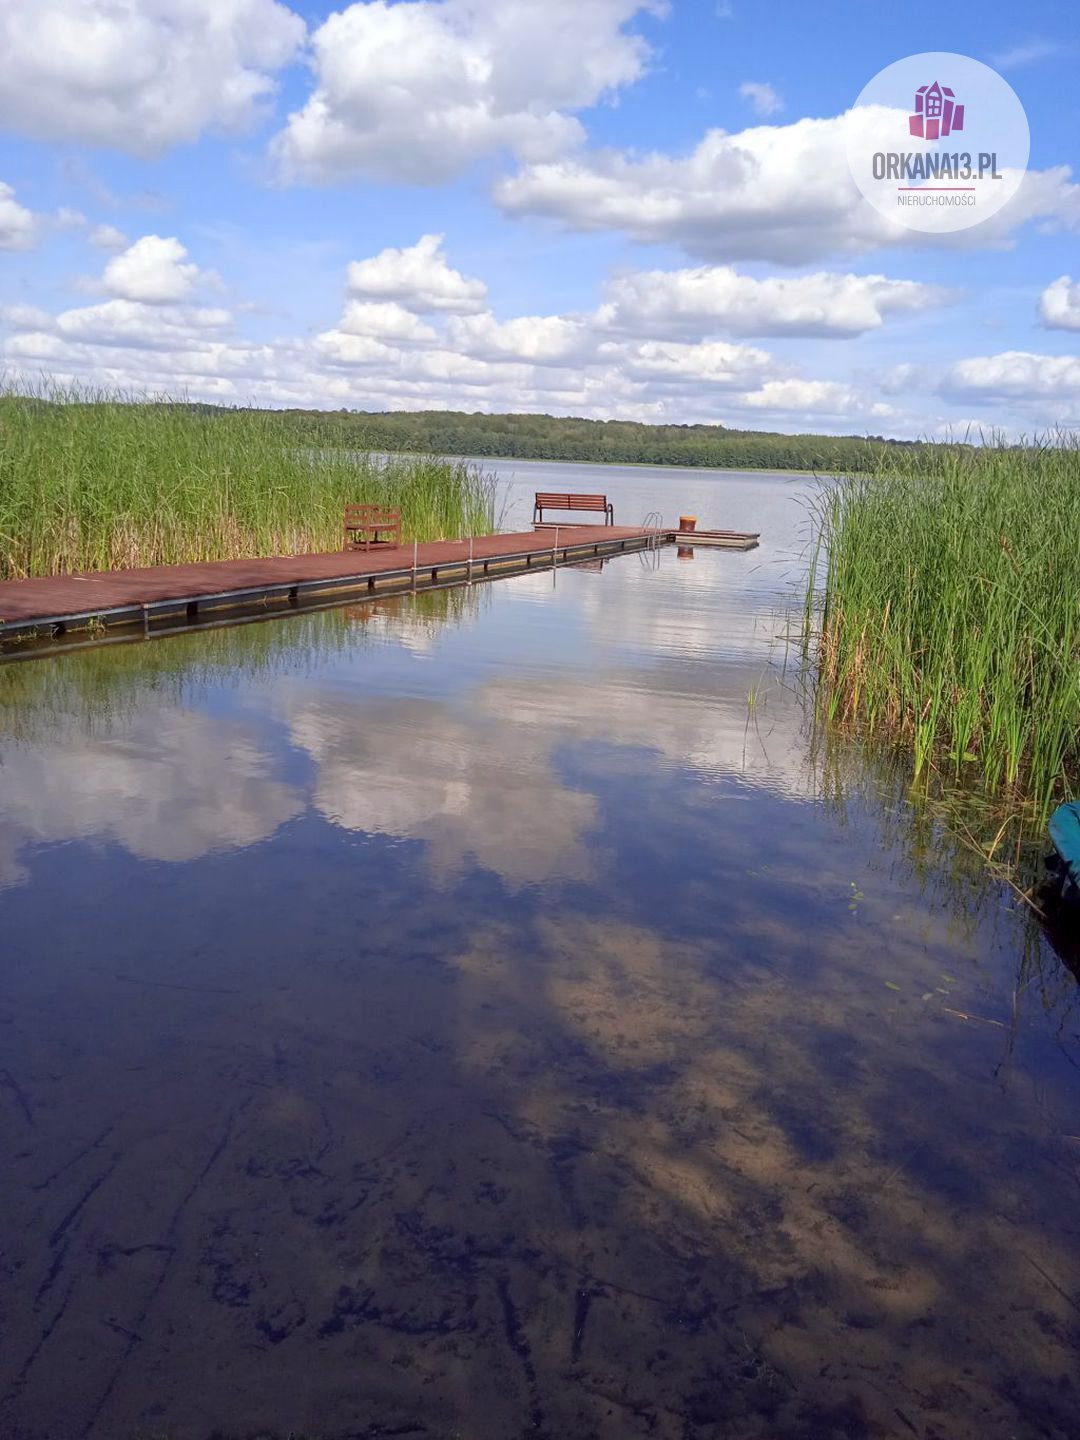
top-left (909, 82), bottom-right (964, 140)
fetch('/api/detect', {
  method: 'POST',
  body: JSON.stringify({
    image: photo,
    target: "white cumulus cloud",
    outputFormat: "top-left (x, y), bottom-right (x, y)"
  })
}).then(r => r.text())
top-left (1040, 276), bottom-right (1080, 331)
top-left (942, 351), bottom-right (1080, 422)
top-left (271, 0), bottom-right (657, 184)
top-left (496, 110), bottom-right (1080, 264)
top-left (346, 234), bottom-right (488, 314)
top-left (598, 264), bottom-right (950, 338)
top-left (735, 378), bottom-right (896, 419)
top-left (0, 231), bottom-right (997, 436)
top-left (0, 0), bottom-right (304, 155)
top-left (2, 234), bottom-right (239, 374)
top-left (103, 236), bottom-right (206, 304)
top-left (444, 311), bottom-right (592, 364)
top-left (338, 301), bottom-right (439, 342)
top-left (53, 300), bottom-right (233, 351)
top-left (608, 338), bottom-right (776, 388)
top-left (0, 181), bottom-right (38, 251)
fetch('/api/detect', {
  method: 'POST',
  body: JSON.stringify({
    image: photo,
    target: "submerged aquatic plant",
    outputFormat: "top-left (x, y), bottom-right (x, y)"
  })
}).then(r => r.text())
top-left (0, 377), bottom-right (498, 580)
top-left (803, 433), bottom-right (1080, 819)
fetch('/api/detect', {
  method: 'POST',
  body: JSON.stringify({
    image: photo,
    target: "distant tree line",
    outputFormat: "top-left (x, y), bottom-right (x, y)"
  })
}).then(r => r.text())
top-left (264, 408), bottom-right (933, 473)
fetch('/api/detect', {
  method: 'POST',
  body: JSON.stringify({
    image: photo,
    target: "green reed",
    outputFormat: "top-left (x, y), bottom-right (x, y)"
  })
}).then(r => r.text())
top-left (0, 379), bottom-right (497, 580)
top-left (803, 435), bottom-right (1080, 818)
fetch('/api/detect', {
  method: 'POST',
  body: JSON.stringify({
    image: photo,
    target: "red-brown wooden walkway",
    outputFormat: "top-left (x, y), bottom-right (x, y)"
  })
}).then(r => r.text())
top-left (0, 525), bottom-right (667, 643)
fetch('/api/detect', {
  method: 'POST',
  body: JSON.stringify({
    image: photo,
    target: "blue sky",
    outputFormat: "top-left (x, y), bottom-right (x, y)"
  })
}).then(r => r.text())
top-left (0, 0), bottom-right (1077, 437)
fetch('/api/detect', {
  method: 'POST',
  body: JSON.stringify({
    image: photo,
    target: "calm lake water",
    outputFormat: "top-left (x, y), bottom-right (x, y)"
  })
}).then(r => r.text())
top-left (1, 466), bottom-right (1078, 1440)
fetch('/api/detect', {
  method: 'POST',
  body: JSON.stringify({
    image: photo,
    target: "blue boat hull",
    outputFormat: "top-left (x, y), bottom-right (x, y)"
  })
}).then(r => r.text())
top-left (1048, 802), bottom-right (1080, 888)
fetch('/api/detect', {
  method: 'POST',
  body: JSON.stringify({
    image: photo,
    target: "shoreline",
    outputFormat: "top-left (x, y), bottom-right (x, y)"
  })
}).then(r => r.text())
top-left (389, 451), bottom-right (825, 479)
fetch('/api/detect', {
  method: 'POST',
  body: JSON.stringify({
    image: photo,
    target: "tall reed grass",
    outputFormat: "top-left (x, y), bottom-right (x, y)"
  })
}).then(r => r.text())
top-left (804, 435), bottom-right (1080, 817)
top-left (0, 379), bottom-right (498, 580)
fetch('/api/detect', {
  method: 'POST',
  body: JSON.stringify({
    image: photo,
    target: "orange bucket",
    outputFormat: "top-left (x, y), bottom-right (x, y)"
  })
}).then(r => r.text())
top-left (679, 514), bottom-right (697, 533)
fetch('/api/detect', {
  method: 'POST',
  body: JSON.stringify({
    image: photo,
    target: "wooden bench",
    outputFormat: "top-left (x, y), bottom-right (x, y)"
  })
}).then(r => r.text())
top-left (533, 491), bottom-right (614, 526)
top-left (344, 503), bottom-right (401, 551)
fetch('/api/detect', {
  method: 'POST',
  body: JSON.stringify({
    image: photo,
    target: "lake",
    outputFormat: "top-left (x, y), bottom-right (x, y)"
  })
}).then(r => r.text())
top-left (1, 464), bottom-right (1078, 1440)
top-left (487, 454), bottom-right (796, 534)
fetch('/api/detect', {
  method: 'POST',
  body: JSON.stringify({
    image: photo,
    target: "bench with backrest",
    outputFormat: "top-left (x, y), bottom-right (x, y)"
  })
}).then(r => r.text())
top-left (533, 492), bottom-right (614, 526)
top-left (344, 503), bottom-right (401, 551)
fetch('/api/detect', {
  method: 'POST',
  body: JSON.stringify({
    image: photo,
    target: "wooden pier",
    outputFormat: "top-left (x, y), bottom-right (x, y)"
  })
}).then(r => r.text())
top-left (0, 526), bottom-right (668, 656)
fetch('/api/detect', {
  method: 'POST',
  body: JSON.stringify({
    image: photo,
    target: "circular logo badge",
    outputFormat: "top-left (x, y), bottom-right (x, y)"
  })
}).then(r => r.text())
top-left (846, 51), bottom-right (1030, 234)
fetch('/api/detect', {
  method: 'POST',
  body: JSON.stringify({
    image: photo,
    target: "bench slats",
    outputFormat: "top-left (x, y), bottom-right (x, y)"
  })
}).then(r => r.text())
top-left (344, 503), bottom-right (401, 550)
top-left (533, 492), bottom-right (614, 525)
top-left (534, 493), bottom-right (607, 504)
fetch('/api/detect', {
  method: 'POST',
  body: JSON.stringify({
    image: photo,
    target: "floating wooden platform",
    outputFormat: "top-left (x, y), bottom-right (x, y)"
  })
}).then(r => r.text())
top-left (674, 530), bottom-right (760, 550)
top-left (0, 526), bottom-right (667, 657)
top-left (534, 521), bottom-right (760, 550)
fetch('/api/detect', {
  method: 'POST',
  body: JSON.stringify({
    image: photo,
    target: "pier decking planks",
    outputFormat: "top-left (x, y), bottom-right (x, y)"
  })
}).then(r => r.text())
top-left (0, 526), bottom-right (666, 647)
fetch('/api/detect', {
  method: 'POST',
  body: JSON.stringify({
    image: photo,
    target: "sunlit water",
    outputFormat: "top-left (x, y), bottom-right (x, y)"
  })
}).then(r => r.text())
top-left (1, 467), bottom-right (1078, 1440)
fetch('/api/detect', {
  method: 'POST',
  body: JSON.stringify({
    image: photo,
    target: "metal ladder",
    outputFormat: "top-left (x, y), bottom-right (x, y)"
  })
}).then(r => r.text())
top-left (639, 510), bottom-right (664, 568)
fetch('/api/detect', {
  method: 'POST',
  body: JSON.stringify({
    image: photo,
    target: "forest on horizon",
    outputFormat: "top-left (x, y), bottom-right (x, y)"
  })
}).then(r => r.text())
top-left (278, 407), bottom-right (933, 473)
